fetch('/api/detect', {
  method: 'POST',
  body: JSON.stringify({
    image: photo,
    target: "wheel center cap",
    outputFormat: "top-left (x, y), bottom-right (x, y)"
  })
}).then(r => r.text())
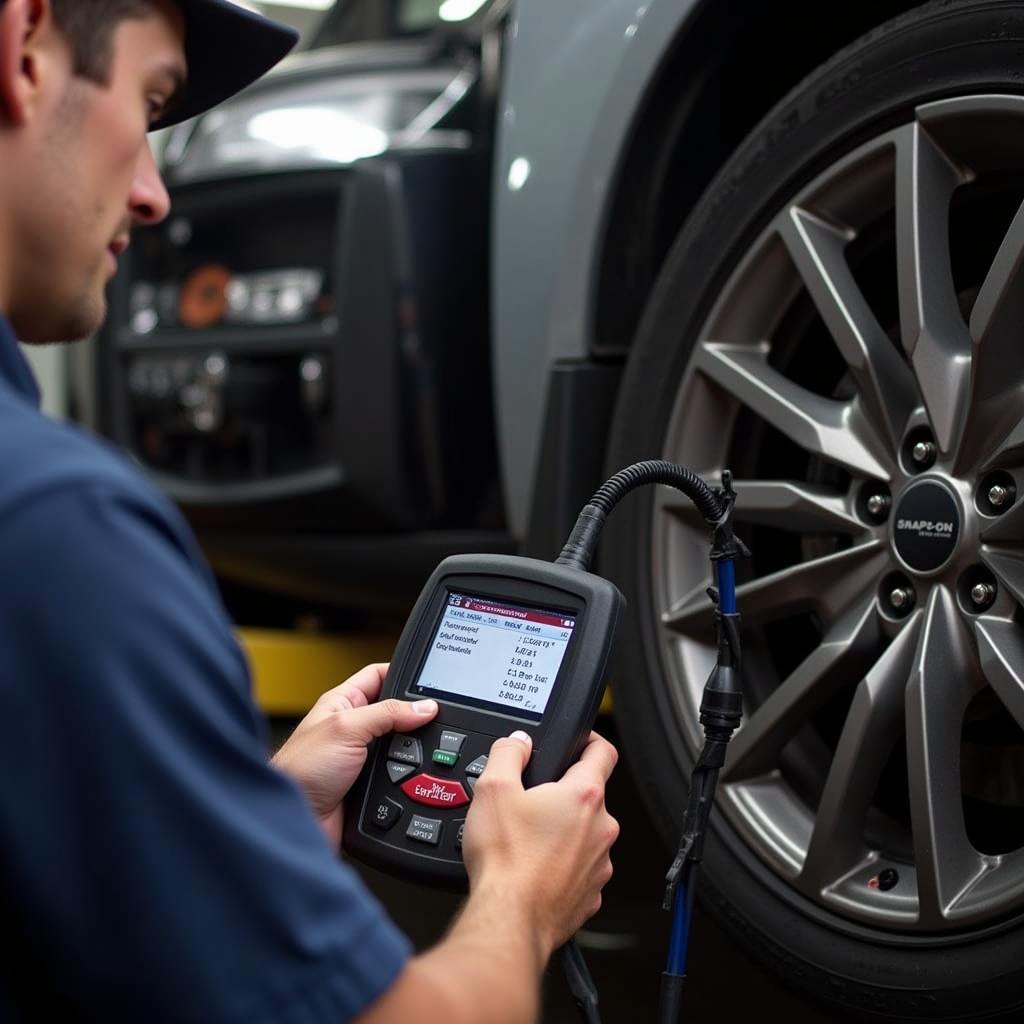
top-left (892, 478), bottom-right (961, 574)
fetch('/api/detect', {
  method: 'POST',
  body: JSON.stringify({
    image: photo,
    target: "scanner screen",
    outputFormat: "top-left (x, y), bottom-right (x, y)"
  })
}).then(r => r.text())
top-left (409, 592), bottom-right (576, 722)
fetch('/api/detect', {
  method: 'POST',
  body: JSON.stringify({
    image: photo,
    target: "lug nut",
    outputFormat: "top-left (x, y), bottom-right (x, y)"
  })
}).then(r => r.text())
top-left (988, 484), bottom-right (1010, 508)
top-left (912, 441), bottom-right (936, 466)
top-left (970, 582), bottom-right (996, 608)
top-left (889, 587), bottom-right (915, 611)
top-left (866, 494), bottom-right (891, 517)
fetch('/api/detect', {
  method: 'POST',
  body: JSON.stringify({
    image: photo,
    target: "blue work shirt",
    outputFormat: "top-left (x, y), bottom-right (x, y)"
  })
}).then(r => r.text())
top-left (0, 315), bottom-right (410, 1021)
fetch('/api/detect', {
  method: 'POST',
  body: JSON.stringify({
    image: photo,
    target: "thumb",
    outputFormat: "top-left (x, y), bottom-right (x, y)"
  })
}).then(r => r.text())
top-left (340, 697), bottom-right (438, 744)
top-left (480, 731), bottom-right (533, 786)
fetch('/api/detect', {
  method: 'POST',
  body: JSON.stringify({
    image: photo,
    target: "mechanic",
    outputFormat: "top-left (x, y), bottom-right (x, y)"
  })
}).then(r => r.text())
top-left (0, 1), bottom-right (620, 1020)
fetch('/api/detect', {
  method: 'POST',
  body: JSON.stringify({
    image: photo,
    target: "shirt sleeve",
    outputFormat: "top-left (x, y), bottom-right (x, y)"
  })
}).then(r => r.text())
top-left (0, 482), bottom-right (411, 1023)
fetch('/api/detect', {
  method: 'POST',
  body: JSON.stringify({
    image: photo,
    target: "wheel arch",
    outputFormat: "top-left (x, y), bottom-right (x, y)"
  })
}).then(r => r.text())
top-left (591, 0), bottom-right (926, 362)
top-left (516, 0), bottom-right (926, 553)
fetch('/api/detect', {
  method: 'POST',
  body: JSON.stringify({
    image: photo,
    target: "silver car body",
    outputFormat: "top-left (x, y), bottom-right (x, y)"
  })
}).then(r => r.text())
top-left (493, 0), bottom-right (702, 535)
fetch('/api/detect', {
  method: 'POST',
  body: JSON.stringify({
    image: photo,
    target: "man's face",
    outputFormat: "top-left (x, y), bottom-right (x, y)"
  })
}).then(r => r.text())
top-left (8, 2), bottom-right (185, 343)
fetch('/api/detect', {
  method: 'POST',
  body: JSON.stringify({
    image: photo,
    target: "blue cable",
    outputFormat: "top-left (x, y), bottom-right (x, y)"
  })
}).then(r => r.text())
top-left (666, 881), bottom-right (690, 975)
top-left (716, 558), bottom-right (737, 613)
top-left (665, 556), bottom-right (738, 983)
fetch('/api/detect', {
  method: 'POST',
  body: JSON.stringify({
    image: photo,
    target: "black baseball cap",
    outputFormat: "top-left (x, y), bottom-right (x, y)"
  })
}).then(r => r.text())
top-left (151, 0), bottom-right (299, 131)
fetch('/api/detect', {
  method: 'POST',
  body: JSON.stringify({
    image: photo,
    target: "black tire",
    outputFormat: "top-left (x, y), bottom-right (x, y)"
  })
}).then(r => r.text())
top-left (603, 3), bottom-right (1024, 1021)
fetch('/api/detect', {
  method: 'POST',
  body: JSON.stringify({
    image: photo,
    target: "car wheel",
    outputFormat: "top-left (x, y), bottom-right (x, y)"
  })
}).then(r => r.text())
top-left (603, 2), bottom-right (1024, 1019)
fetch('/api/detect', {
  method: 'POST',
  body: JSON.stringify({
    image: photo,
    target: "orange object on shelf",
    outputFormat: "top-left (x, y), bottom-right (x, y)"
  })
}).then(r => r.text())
top-left (179, 263), bottom-right (231, 328)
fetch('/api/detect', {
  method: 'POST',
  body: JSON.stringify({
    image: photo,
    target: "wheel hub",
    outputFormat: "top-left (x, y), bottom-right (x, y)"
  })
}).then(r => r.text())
top-left (892, 477), bottom-right (961, 574)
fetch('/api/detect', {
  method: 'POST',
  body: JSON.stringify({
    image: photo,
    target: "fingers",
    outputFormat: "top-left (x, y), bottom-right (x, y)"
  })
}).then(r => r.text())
top-left (336, 663), bottom-right (390, 706)
top-left (479, 731), bottom-right (533, 788)
top-left (314, 663), bottom-right (389, 711)
top-left (337, 696), bottom-right (438, 743)
top-left (560, 731), bottom-right (618, 786)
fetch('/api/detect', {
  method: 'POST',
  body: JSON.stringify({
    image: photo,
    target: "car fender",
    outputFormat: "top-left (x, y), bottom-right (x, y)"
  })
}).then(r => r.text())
top-left (491, 0), bottom-right (705, 537)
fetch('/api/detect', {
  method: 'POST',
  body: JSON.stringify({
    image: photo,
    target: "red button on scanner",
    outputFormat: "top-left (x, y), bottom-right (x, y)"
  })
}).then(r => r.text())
top-left (400, 773), bottom-right (470, 808)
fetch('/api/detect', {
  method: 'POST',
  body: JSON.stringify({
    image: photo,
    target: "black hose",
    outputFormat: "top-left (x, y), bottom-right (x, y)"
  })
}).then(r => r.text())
top-left (589, 460), bottom-right (725, 522)
top-left (556, 461), bottom-right (727, 571)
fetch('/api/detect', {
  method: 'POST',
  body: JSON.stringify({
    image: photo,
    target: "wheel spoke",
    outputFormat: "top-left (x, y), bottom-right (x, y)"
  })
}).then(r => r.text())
top-left (957, 198), bottom-right (1024, 471)
top-left (662, 579), bottom-right (716, 632)
top-left (980, 547), bottom-right (1024, 607)
top-left (724, 598), bottom-right (881, 784)
top-left (981, 420), bottom-right (1024, 473)
top-left (662, 479), bottom-right (866, 535)
top-left (979, 499), bottom-right (1024, 543)
top-left (799, 613), bottom-right (922, 895)
top-left (905, 587), bottom-right (984, 926)
top-left (692, 341), bottom-right (891, 479)
top-left (778, 206), bottom-right (917, 451)
top-left (975, 616), bottom-right (1024, 734)
top-left (894, 122), bottom-right (971, 456)
top-left (662, 540), bottom-right (886, 635)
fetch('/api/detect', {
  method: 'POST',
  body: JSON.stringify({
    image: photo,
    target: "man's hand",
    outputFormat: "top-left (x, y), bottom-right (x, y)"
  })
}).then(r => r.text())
top-left (358, 728), bottom-right (620, 1024)
top-left (271, 663), bottom-right (438, 847)
top-left (462, 729), bottom-right (619, 952)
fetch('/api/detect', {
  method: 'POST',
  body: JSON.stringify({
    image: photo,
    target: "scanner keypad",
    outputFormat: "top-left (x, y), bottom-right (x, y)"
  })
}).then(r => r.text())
top-left (364, 724), bottom-right (506, 862)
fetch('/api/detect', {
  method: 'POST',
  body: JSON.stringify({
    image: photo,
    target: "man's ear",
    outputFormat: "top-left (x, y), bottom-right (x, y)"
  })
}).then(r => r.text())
top-left (0, 0), bottom-right (54, 128)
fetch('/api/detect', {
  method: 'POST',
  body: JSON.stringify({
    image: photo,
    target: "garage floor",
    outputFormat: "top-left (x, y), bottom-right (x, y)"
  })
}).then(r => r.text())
top-left (349, 715), bottom-right (845, 1023)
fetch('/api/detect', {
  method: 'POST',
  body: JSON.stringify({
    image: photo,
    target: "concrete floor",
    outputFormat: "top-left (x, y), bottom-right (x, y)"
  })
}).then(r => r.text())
top-left (349, 715), bottom-right (844, 1023)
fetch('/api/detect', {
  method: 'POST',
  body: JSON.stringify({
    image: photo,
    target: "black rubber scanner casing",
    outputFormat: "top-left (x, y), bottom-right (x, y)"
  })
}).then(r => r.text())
top-left (343, 553), bottom-right (624, 889)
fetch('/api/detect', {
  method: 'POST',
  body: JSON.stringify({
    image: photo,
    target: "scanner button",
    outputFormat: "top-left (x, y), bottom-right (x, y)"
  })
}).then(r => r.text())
top-left (406, 815), bottom-right (442, 846)
top-left (432, 749), bottom-right (459, 767)
top-left (438, 730), bottom-right (467, 753)
top-left (387, 735), bottom-right (422, 766)
top-left (453, 818), bottom-right (466, 851)
top-left (400, 773), bottom-right (470, 808)
top-left (369, 797), bottom-right (403, 832)
top-left (386, 761), bottom-right (416, 784)
top-left (465, 755), bottom-right (488, 777)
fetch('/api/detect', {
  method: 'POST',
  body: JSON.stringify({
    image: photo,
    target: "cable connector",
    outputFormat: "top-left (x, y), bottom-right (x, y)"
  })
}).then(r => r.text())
top-left (707, 471), bottom-right (751, 564)
top-left (662, 838), bottom-right (693, 910)
top-left (698, 662), bottom-right (742, 742)
top-left (555, 504), bottom-right (606, 572)
top-left (661, 766), bottom-right (716, 910)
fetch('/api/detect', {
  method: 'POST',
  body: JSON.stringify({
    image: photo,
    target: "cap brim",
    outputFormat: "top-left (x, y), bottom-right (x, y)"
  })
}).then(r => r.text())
top-left (152, 0), bottom-right (299, 132)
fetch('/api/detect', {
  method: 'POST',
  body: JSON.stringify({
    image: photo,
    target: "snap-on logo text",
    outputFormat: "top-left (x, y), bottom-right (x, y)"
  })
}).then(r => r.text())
top-left (897, 519), bottom-right (955, 535)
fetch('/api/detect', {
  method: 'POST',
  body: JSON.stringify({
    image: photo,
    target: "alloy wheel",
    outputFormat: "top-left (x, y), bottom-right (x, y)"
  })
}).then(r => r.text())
top-left (656, 95), bottom-right (1024, 933)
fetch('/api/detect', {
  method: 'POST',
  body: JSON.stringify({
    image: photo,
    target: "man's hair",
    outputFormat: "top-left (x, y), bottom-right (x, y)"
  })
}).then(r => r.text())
top-left (0, 0), bottom-right (159, 83)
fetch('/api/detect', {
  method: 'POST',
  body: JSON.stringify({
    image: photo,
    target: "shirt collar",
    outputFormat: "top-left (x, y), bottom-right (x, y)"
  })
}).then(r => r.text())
top-left (0, 314), bottom-right (42, 407)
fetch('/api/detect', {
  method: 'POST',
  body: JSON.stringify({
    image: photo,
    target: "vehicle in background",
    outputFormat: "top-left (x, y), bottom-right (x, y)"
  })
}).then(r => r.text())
top-left (95, 1), bottom-right (1024, 1019)
top-left (99, 1), bottom-right (509, 614)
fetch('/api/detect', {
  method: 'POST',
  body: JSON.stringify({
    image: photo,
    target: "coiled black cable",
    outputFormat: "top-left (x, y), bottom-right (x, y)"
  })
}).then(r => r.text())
top-left (589, 460), bottom-right (725, 520)
top-left (556, 460), bottom-right (727, 572)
